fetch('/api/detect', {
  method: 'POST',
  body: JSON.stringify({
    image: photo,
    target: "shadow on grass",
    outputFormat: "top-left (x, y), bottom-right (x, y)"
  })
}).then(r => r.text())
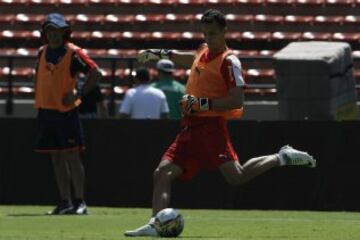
top-left (8, 213), bottom-right (50, 217)
top-left (180, 236), bottom-right (225, 239)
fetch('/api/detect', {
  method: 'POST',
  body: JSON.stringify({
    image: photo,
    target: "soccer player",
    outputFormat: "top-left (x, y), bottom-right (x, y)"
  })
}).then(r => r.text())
top-left (124, 9), bottom-right (316, 236)
top-left (34, 13), bottom-right (102, 215)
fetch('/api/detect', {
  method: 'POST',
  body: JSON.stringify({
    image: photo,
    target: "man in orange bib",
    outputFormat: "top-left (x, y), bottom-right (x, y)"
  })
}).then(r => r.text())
top-left (34, 13), bottom-right (102, 215)
top-left (125, 9), bottom-right (316, 237)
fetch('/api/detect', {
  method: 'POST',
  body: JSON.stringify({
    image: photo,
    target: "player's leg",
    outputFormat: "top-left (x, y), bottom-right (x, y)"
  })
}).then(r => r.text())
top-left (220, 146), bottom-right (316, 186)
top-left (124, 160), bottom-right (183, 237)
top-left (219, 155), bottom-right (279, 186)
top-left (152, 159), bottom-right (183, 216)
top-left (65, 151), bottom-right (87, 214)
top-left (48, 152), bottom-right (73, 215)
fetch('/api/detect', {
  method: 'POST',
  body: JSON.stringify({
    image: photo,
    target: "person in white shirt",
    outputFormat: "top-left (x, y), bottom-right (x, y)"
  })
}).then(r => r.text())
top-left (119, 68), bottom-right (170, 119)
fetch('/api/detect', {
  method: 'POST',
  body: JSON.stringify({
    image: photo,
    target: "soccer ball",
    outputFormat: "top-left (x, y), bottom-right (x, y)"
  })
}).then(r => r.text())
top-left (154, 208), bottom-right (184, 237)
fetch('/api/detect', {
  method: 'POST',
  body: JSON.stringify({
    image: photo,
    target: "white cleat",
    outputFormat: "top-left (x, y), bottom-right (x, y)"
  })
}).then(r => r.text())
top-left (279, 145), bottom-right (316, 168)
top-left (124, 223), bottom-right (158, 237)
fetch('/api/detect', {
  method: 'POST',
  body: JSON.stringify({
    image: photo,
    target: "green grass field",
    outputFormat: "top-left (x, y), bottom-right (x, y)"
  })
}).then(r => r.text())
top-left (1, 206), bottom-right (360, 240)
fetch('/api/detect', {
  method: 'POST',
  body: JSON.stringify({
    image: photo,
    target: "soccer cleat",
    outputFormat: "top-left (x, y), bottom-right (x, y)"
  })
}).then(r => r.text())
top-left (124, 223), bottom-right (158, 237)
top-left (72, 200), bottom-right (88, 215)
top-left (47, 202), bottom-right (74, 215)
top-left (278, 145), bottom-right (316, 168)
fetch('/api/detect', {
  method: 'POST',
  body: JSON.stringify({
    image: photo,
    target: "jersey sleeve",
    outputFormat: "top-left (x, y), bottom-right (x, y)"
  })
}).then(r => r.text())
top-left (221, 54), bottom-right (246, 89)
top-left (70, 48), bottom-right (98, 76)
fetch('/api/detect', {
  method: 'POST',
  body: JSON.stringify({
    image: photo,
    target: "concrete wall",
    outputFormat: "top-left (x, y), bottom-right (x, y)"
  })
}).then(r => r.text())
top-left (1, 119), bottom-right (360, 211)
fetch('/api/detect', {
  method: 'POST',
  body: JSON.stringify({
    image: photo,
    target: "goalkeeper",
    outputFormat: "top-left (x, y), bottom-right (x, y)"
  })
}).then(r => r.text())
top-left (125, 9), bottom-right (316, 237)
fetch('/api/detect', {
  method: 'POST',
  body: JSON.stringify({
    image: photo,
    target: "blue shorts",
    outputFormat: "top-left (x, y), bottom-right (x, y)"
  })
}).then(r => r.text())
top-left (35, 108), bottom-right (85, 152)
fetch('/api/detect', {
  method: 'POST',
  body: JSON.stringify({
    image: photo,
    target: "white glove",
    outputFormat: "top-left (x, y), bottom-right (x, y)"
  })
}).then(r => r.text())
top-left (137, 49), bottom-right (171, 63)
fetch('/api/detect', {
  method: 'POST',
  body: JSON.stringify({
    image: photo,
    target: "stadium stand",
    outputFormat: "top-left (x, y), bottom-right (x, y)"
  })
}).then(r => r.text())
top-left (0, 0), bottom-right (360, 117)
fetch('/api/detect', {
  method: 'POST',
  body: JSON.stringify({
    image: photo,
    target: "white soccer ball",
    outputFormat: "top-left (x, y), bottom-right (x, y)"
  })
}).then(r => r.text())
top-left (154, 208), bottom-right (184, 237)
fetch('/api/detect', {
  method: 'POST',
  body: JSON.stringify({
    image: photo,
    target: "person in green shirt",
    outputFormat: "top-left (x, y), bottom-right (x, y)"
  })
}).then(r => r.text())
top-left (152, 59), bottom-right (185, 120)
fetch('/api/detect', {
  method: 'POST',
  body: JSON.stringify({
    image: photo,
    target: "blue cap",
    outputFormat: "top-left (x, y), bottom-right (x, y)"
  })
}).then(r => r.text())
top-left (43, 13), bottom-right (69, 29)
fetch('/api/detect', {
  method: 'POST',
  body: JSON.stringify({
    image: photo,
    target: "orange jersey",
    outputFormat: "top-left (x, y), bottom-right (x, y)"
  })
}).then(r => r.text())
top-left (186, 45), bottom-right (244, 119)
top-left (35, 43), bottom-right (80, 112)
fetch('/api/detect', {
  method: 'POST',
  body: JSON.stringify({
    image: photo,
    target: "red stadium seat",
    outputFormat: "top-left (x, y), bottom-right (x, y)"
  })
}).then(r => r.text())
top-left (296, 0), bottom-right (325, 5)
top-left (253, 14), bottom-right (284, 24)
top-left (225, 32), bottom-right (242, 40)
top-left (151, 32), bottom-right (182, 40)
top-left (352, 50), bottom-right (360, 59)
top-left (104, 14), bottom-right (135, 24)
top-left (266, 0), bottom-right (296, 5)
top-left (134, 14), bottom-right (165, 23)
top-left (325, 0), bottom-right (355, 6)
top-left (343, 15), bottom-right (360, 25)
top-left (245, 69), bottom-right (275, 81)
top-left (0, 48), bottom-right (41, 56)
top-left (0, 30), bottom-right (39, 39)
top-left (107, 49), bottom-right (137, 57)
top-left (284, 15), bottom-right (314, 24)
top-left (235, 0), bottom-right (265, 5)
top-left (71, 31), bottom-right (91, 40)
top-left (0, 14), bottom-right (15, 24)
top-left (225, 14), bottom-right (253, 23)
top-left (181, 32), bottom-right (203, 39)
top-left (301, 32), bottom-right (332, 40)
top-left (232, 50), bottom-right (260, 57)
top-left (74, 14), bottom-right (104, 24)
top-left (271, 31), bottom-right (302, 40)
top-left (175, 0), bottom-right (206, 5)
top-left (87, 0), bottom-right (115, 5)
top-left (332, 32), bottom-right (360, 41)
top-left (0, 48), bottom-right (16, 56)
top-left (84, 48), bottom-right (107, 56)
top-left (0, 0), bottom-right (28, 5)
top-left (164, 14), bottom-right (195, 22)
top-left (314, 15), bottom-right (344, 25)
top-left (58, 0), bottom-right (87, 5)
top-left (0, 67), bottom-right (34, 77)
top-left (16, 14), bottom-right (44, 23)
top-left (241, 31), bottom-right (271, 40)
top-left (29, 0), bottom-right (59, 5)
top-left (259, 50), bottom-right (277, 56)
top-left (146, 0), bottom-right (177, 5)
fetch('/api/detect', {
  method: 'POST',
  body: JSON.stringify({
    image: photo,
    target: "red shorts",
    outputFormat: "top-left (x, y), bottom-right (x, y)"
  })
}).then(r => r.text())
top-left (162, 115), bottom-right (238, 181)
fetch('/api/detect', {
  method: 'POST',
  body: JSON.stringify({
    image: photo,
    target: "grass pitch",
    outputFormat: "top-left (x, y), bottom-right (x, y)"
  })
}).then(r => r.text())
top-left (0, 206), bottom-right (359, 240)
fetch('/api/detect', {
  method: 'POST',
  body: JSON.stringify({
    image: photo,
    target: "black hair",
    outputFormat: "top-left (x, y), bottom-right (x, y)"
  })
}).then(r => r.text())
top-left (200, 9), bottom-right (227, 28)
top-left (136, 68), bottom-right (151, 83)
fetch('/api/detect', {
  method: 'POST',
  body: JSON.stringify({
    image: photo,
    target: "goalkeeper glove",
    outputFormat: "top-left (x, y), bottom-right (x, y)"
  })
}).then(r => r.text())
top-left (179, 94), bottom-right (211, 114)
top-left (137, 49), bottom-right (172, 63)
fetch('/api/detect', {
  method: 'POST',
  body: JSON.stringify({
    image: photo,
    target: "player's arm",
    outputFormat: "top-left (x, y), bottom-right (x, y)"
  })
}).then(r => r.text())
top-left (137, 49), bottom-right (195, 68)
top-left (74, 49), bottom-right (102, 95)
top-left (211, 86), bottom-right (244, 111)
top-left (170, 50), bottom-right (195, 68)
top-left (63, 49), bottom-right (102, 106)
